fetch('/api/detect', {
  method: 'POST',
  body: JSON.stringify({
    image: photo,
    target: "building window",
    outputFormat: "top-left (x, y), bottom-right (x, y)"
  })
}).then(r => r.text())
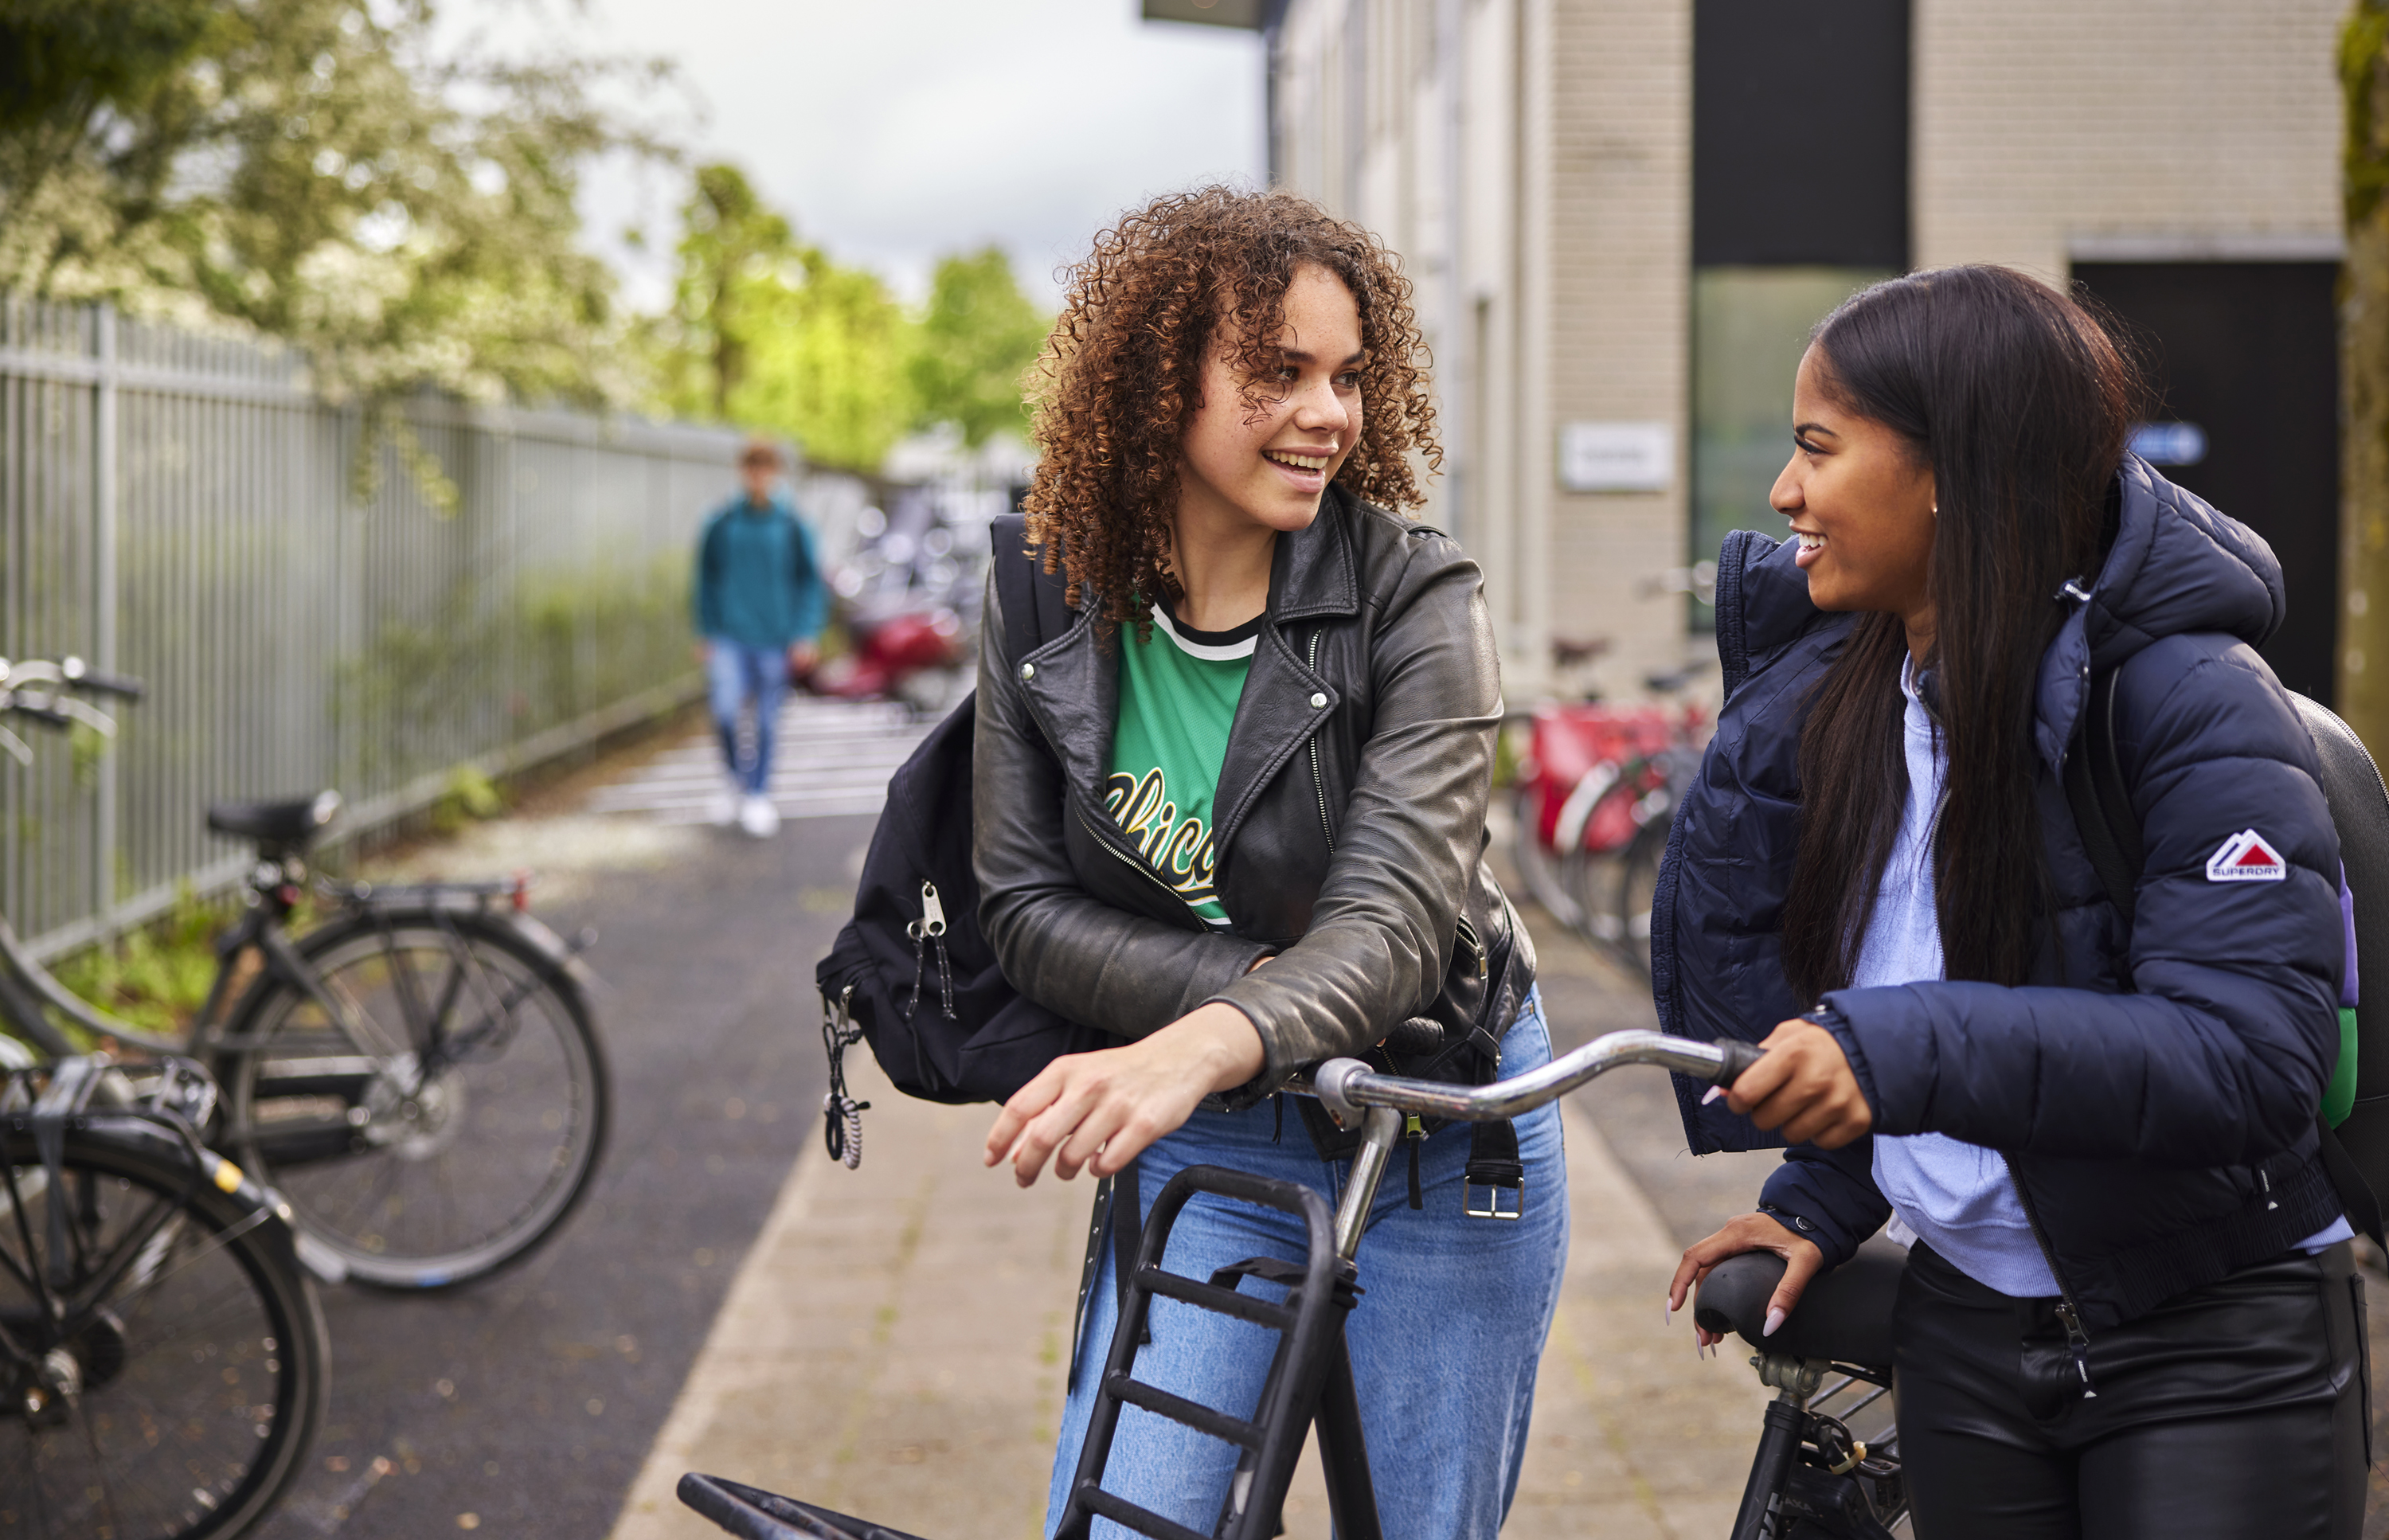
top-left (1690, 268), bottom-right (1892, 597)
top-left (1691, 0), bottom-right (1910, 268)
top-left (1690, 0), bottom-right (1910, 621)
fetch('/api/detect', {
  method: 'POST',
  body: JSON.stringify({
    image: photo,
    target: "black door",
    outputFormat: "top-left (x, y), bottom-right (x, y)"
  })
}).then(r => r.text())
top-left (2072, 261), bottom-right (2340, 704)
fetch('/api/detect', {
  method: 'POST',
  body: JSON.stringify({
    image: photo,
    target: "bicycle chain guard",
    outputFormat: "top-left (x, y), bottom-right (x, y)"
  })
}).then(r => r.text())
top-left (819, 987), bottom-right (869, 1171)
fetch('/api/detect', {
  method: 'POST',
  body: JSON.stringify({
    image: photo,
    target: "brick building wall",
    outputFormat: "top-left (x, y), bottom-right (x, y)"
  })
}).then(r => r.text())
top-left (1546, 0), bottom-right (1694, 694)
top-left (1914, 0), bottom-right (2344, 275)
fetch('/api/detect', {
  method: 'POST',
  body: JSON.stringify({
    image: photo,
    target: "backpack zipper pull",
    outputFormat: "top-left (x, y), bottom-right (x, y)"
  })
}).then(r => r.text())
top-left (904, 881), bottom-right (952, 1021)
top-left (2056, 1300), bottom-right (2097, 1397)
top-left (917, 881), bottom-right (956, 1020)
top-left (2262, 1169), bottom-right (2279, 1210)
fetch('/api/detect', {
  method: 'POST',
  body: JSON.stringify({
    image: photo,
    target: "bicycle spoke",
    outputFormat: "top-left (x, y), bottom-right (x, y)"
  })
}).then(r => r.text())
top-left (425, 936), bottom-right (471, 1057)
top-left (315, 1142), bottom-right (408, 1241)
top-left (68, 1378), bottom-right (127, 1540)
top-left (1, 1157), bottom-right (58, 1321)
top-left (380, 922), bottom-right (438, 1053)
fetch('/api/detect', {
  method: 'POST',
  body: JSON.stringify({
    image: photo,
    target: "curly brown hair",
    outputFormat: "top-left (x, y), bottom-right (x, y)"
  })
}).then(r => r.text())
top-left (1020, 186), bottom-right (1441, 631)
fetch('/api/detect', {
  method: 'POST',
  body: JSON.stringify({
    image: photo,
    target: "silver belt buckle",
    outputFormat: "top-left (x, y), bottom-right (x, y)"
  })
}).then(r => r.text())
top-left (1464, 1178), bottom-right (1525, 1220)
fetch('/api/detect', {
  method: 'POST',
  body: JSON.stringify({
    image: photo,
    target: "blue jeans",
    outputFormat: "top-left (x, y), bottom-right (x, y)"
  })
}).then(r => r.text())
top-left (1046, 989), bottom-right (1569, 1540)
top-left (705, 640), bottom-right (788, 795)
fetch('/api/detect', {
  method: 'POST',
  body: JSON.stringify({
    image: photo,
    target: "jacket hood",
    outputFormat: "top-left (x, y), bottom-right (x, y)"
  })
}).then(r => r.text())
top-left (2034, 455), bottom-right (2284, 767)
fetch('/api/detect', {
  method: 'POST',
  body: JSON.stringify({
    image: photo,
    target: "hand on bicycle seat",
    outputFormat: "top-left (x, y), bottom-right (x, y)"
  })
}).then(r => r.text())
top-left (1668, 1211), bottom-right (1824, 1354)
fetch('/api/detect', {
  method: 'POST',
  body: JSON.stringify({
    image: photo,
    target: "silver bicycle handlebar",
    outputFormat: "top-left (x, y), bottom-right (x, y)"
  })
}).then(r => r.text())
top-left (0, 657), bottom-right (135, 764)
top-left (1296, 1028), bottom-right (1761, 1127)
top-left (1286, 1028), bottom-right (1763, 1261)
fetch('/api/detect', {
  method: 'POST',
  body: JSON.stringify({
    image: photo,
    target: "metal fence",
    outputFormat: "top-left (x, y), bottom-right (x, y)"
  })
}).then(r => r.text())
top-left (0, 299), bottom-right (745, 959)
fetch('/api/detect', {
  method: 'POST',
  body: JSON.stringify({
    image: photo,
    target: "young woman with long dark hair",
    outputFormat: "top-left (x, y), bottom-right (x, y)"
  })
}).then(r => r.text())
top-left (973, 186), bottom-right (1566, 1538)
top-left (1657, 265), bottom-right (2367, 1537)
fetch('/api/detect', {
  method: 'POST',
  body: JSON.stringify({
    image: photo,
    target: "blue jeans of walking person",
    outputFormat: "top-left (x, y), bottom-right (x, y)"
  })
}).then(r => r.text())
top-left (1046, 988), bottom-right (1570, 1540)
top-left (706, 640), bottom-right (788, 795)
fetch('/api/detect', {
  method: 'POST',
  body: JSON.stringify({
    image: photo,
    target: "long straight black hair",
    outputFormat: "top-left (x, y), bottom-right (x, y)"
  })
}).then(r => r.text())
top-left (1780, 266), bottom-right (2143, 1001)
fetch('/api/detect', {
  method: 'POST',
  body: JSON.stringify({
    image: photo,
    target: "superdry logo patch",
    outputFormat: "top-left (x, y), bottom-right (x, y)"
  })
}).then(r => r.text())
top-left (2207, 830), bottom-right (2289, 883)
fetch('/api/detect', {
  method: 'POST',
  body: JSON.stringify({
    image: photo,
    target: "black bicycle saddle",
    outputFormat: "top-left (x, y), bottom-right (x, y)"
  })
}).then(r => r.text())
top-left (205, 790), bottom-right (342, 850)
top-left (1693, 1248), bottom-right (1906, 1368)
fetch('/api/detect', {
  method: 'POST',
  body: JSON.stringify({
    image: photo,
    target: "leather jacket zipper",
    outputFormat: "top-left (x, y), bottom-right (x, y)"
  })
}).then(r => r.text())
top-left (1073, 802), bottom-right (1207, 932)
top-left (2000, 1151), bottom-right (2098, 1397)
top-left (1307, 626), bottom-right (1335, 854)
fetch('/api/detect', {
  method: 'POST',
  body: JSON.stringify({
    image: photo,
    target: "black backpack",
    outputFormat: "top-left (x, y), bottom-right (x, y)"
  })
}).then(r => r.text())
top-left (814, 516), bottom-right (1102, 1125)
top-left (2066, 666), bottom-right (2389, 1244)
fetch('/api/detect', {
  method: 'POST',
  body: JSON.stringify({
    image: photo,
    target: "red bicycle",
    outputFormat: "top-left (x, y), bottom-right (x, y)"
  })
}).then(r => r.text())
top-left (1507, 674), bottom-right (1708, 974)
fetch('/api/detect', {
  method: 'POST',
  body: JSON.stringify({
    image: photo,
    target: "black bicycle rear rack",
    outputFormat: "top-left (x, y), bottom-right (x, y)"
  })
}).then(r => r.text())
top-left (1053, 1163), bottom-right (1379, 1540)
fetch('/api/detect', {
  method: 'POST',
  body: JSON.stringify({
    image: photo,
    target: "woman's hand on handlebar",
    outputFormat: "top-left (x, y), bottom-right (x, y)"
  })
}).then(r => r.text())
top-left (983, 1003), bottom-right (1265, 1187)
top-left (1715, 1018), bottom-right (1872, 1148)
top-left (1668, 1213), bottom-right (1824, 1352)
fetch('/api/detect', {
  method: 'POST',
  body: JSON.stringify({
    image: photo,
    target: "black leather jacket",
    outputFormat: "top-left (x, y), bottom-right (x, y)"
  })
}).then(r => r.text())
top-left (972, 486), bottom-right (1534, 1105)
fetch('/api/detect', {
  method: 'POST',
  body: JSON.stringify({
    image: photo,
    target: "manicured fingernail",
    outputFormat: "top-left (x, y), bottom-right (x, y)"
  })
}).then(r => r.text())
top-left (1701, 1085), bottom-right (1724, 1104)
top-left (1664, 1297), bottom-right (1674, 1324)
top-left (1763, 1306), bottom-right (1786, 1338)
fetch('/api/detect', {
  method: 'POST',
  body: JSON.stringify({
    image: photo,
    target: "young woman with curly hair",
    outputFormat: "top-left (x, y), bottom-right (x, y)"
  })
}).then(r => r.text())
top-left (974, 186), bottom-right (1566, 1538)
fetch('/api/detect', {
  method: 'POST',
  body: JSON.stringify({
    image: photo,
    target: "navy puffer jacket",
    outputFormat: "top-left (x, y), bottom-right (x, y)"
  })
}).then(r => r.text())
top-left (1653, 457), bottom-right (2345, 1331)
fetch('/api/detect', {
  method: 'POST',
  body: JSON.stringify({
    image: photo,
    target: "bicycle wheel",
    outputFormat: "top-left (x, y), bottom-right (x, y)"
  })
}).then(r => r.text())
top-left (0, 1120), bottom-right (328, 1539)
top-left (215, 909), bottom-right (609, 1290)
top-left (1611, 821), bottom-right (1665, 977)
top-left (1508, 786), bottom-right (1584, 929)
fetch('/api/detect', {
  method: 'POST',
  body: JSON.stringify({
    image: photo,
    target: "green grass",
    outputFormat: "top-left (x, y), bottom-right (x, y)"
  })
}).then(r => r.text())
top-left (49, 884), bottom-right (239, 1037)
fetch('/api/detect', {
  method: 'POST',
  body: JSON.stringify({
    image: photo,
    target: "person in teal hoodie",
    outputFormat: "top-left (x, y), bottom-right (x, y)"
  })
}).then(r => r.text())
top-left (691, 441), bottom-right (828, 836)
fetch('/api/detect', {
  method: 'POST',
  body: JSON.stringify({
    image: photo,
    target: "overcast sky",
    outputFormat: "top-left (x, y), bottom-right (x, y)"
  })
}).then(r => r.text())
top-left (540, 0), bottom-right (1265, 310)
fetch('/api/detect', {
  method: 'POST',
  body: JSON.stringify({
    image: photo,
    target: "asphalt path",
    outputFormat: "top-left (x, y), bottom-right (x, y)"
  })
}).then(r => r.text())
top-left (252, 811), bottom-right (870, 1539)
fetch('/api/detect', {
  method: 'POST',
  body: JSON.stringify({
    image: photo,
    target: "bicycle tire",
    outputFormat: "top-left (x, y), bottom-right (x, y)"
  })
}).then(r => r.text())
top-left (0, 1116), bottom-right (329, 1540)
top-left (211, 908), bottom-right (610, 1290)
top-left (1610, 821), bottom-right (1665, 977)
top-left (1507, 785), bottom-right (1585, 930)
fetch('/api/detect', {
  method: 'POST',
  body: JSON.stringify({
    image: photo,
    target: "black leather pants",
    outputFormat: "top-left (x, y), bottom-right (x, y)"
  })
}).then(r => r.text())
top-left (1892, 1241), bottom-right (2370, 1539)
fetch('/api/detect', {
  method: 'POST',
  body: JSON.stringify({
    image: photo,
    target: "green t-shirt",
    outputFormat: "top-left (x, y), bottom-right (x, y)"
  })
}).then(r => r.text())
top-left (1106, 604), bottom-right (1261, 928)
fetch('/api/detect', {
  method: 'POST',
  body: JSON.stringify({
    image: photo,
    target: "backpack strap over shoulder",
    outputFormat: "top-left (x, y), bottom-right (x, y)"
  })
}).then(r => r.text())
top-left (989, 512), bottom-right (1073, 662)
top-left (2063, 666), bottom-right (2141, 932)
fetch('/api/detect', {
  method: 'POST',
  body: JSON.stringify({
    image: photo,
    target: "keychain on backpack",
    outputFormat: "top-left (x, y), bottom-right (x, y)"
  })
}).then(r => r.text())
top-left (820, 985), bottom-right (870, 1170)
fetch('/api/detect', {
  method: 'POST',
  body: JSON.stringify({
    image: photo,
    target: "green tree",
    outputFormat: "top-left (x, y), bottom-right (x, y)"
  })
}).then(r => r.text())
top-left (731, 252), bottom-right (918, 472)
top-left (667, 162), bottom-right (793, 419)
top-left (910, 244), bottom-right (1048, 448)
top-left (0, 0), bottom-right (677, 411)
top-left (656, 159), bottom-right (919, 472)
top-left (2344, 3), bottom-right (2389, 745)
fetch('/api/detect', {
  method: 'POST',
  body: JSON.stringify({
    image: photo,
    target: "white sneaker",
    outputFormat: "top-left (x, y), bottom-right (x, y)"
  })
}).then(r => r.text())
top-left (706, 783), bottom-right (740, 827)
top-left (739, 793), bottom-right (780, 838)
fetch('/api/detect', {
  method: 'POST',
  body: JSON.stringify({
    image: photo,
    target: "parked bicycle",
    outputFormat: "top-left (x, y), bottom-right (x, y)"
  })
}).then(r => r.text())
top-left (1507, 675), bottom-right (1709, 974)
top-left (0, 1046), bottom-right (332, 1539)
top-left (675, 1027), bottom-right (1906, 1539)
top-left (0, 657), bottom-right (611, 1291)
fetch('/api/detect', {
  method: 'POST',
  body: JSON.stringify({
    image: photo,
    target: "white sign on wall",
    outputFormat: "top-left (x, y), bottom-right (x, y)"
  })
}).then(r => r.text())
top-left (1558, 421), bottom-right (1674, 493)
